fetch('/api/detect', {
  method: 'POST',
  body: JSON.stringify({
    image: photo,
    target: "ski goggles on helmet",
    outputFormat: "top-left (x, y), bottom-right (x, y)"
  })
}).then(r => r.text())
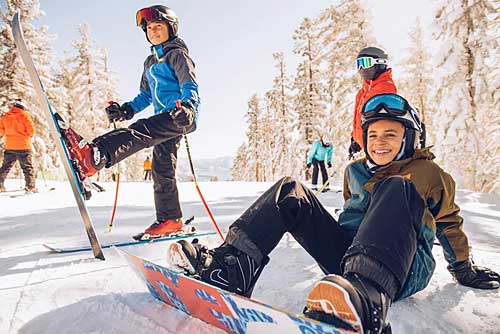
top-left (136, 7), bottom-right (170, 28)
top-left (361, 94), bottom-right (422, 132)
top-left (356, 56), bottom-right (388, 70)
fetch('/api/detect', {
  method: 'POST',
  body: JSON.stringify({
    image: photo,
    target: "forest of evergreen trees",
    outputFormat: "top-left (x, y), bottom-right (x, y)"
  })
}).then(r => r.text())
top-left (0, 1), bottom-right (498, 193)
top-left (231, 0), bottom-right (500, 194)
top-left (0, 0), bottom-right (146, 182)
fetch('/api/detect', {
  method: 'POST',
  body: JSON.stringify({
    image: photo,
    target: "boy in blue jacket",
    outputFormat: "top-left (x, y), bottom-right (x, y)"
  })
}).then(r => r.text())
top-left (307, 135), bottom-right (333, 191)
top-left (65, 5), bottom-right (200, 240)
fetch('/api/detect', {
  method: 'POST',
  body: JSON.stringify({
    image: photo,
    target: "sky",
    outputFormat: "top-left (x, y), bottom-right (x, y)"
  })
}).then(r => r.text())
top-left (3, 0), bottom-right (434, 159)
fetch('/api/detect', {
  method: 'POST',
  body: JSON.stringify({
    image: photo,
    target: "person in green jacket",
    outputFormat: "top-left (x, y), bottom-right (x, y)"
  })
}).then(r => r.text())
top-left (168, 93), bottom-right (499, 334)
top-left (306, 135), bottom-right (333, 191)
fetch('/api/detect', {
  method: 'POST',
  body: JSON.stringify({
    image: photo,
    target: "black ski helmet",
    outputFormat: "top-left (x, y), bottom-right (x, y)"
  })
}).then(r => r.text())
top-left (136, 5), bottom-right (179, 42)
top-left (361, 93), bottom-right (423, 165)
top-left (357, 46), bottom-right (389, 81)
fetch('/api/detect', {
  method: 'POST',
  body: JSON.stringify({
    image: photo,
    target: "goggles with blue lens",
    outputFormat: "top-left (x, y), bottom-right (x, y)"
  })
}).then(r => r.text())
top-left (356, 56), bottom-right (388, 70)
top-left (361, 94), bottom-right (422, 132)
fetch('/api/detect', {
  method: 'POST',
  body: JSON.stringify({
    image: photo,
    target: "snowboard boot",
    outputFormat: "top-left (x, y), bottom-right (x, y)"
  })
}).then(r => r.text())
top-left (168, 239), bottom-right (269, 297)
top-left (304, 273), bottom-right (391, 333)
top-left (61, 126), bottom-right (106, 179)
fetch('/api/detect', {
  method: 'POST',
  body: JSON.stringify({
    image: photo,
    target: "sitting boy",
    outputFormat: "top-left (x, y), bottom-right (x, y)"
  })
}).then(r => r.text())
top-left (168, 93), bottom-right (499, 333)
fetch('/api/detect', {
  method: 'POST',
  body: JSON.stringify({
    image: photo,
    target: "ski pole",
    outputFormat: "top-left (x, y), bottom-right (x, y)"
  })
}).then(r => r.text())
top-left (175, 100), bottom-right (224, 241)
top-left (107, 111), bottom-right (121, 232)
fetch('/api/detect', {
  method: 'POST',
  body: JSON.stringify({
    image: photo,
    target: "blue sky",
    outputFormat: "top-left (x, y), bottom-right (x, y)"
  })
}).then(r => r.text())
top-left (5, 0), bottom-right (433, 159)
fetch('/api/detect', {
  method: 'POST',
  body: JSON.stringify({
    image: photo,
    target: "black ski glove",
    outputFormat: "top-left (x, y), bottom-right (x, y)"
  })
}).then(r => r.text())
top-left (348, 137), bottom-right (362, 160)
top-left (171, 102), bottom-right (195, 128)
top-left (306, 163), bottom-right (312, 169)
top-left (105, 102), bottom-right (134, 122)
top-left (327, 162), bottom-right (332, 168)
top-left (448, 260), bottom-right (500, 289)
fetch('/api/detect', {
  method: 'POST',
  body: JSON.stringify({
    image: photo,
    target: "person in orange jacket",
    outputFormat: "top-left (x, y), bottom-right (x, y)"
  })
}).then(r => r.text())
top-left (349, 46), bottom-right (397, 159)
top-left (143, 156), bottom-right (152, 181)
top-left (0, 100), bottom-right (37, 192)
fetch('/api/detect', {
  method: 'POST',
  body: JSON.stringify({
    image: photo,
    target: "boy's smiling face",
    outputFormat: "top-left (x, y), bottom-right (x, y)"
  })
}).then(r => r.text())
top-left (146, 20), bottom-right (169, 45)
top-left (367, 119), bottom-right (405, 165)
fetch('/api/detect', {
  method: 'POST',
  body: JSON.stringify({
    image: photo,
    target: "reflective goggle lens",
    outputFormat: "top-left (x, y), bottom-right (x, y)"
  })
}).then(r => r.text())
top-left (136, 7), bottom-right (161, 27)
top-left (362, 94), bottom-right (408, 117)
top-left (356, 56), bottom-right (388, 70)
top-left (356, 57), bottom-right (374, 70)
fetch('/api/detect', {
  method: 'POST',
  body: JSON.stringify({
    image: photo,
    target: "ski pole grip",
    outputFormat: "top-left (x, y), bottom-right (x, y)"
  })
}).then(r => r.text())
top-left (175, 99), bottom-right (181, 109)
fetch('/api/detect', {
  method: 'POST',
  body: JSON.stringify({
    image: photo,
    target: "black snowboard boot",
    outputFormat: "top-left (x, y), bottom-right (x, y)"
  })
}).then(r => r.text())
top-left (167, 238), bottom-right (269, 297)
top-left (304, 273), bottom-right (391, 333)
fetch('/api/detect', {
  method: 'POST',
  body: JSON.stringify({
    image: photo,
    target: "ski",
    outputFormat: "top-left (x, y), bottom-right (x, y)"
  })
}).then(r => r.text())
top-left (44, 231), bottom-right (216, 254)
top-left (9, 187), bottom-right (56, 198)
top-left (117, 248), bottom-right (352, 334)
top-left (11, 12), bottom-right (105, 260)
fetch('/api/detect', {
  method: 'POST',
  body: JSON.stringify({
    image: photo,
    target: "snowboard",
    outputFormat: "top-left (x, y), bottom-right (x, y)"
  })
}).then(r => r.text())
top-left (117, 248), bottom-right (355, 334)
top-left (44, 231), bottom-right (215, 254)
top-left (11, 12), bottom-right (105, 260)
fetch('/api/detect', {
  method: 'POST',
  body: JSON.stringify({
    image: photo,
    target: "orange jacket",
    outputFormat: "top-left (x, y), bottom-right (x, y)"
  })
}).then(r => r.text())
top-left (143, 159), bottom-right (152, 170)
top-left (352, 69), bottom-right (397, 148)
top-left (0, 106), bottom-right (35, 150)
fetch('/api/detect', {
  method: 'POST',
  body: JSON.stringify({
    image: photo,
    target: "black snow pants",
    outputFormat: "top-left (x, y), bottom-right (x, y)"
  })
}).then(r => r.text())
top-left (93, 112), bottom-right (196, 221)
top-left (311, 158), bottom-right (328, 186)
top-left (0, 149), bottom-right (36, 189)
top-left (225, 176), bottom-right (425, 299)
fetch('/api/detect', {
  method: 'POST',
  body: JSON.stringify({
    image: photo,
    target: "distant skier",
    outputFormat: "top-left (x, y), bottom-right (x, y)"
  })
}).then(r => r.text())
top-left (63, 5), bottom-right (200, 239)
top-left (349, 46), bottom-right (397, 160)
top-left (306, 135), bottom-right (332, 191)
top-left (168, 93), bottom-right (500, 334)
top-left (0, 100), bottom-right (37, 193)
top-left (143, 156), bottom-right (152, 181)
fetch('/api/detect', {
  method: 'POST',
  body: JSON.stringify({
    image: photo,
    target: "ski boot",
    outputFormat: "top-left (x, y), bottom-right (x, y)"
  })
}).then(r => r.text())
top-left (55, 113), bottom-right (106, 199)
top-left (0, 184), bottom-right (5, 192)
top-left (133, 218), bottom-right (185, 241)
top-left (167, 239), bottom-right (269, 297)
top-left (304, 273), bottom-right (391, 333)
top-left (25, 186), bottom-right (38, 193)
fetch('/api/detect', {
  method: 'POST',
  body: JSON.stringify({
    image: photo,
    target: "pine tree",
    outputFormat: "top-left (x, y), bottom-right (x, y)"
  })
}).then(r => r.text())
top-left (231, 143), bottom-right (249, 181)
top-left (292, 17), bottom-right (326, 179)
top-left (245, 94), bottom-right (264, 181)
top-left (59, 23), bottom-right (120, 181)
top-left (263, 52), bottom-right (296, 179)
top-left (316, 0), bottom-right (376, 174)
top-left (432, 0), bottom-right (499, 191)
top-left (398, 18), bottom-right (434, 146)
top-left (0, 0), bottom-right (61, 179)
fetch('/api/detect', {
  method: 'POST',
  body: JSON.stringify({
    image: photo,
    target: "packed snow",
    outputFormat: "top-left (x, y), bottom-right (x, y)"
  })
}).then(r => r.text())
top-left (1, 179), bottom-right (499, 334)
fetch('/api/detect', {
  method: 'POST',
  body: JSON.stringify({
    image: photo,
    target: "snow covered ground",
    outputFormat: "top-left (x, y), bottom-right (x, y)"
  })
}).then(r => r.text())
top-left (1, 178), bottom-right (499, 334)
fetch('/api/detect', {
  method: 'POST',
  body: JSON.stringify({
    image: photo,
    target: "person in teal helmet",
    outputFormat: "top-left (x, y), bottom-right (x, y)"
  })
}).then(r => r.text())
top-left (306, 135), bottom-right (333, 191)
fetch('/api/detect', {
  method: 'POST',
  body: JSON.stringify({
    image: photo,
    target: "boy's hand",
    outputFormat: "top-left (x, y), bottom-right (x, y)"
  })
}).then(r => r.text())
top-left (448, 260), bottom-right (500, 289)
top-left (171, 102), bottom-right (194, 127)
top-left (306, 163), bottom-right (311, 169)
top-left (327, 162), bottom-right (332, 168)
top-left (105, 102), bottom-right (134, 122)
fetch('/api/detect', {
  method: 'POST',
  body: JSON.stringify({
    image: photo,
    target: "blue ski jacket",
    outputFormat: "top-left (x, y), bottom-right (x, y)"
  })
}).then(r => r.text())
top-left (128, 37), bottom-right (200, 120)
top-left (307, 140), bottom-right (333, 164)
top-left (338, 148), bottom-right (469, 300)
